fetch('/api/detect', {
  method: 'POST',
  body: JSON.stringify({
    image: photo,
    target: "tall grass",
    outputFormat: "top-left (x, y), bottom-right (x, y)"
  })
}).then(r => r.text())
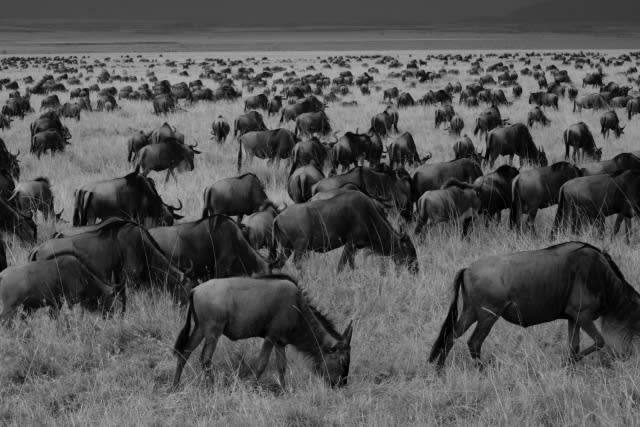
top-left (1, 50), bottom-right (640, 425)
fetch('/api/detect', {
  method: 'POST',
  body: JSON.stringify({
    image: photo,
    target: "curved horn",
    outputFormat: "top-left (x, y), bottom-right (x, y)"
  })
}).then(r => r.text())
top-left (183, 259), bottom-right (194, 276)
top-left (167, 199), bottom-right (183, 212)
top-left (13, 150), bottom-right (20, 157)
top-left (191, 139), bottom-right (199, 148)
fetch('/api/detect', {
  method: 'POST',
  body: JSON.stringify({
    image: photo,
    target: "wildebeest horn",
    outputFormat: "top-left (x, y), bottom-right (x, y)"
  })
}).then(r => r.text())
top-left (55, 208), bottom-right (64, 221)
top-left (167, 199), bottom-right (183, 212)
top-left (13, 150), bottom-right (19, 157)
top-left (423, 152), bottom-right (433, 161)
top-left (191, 140), bottom-right (199, 148)
top-left (355, 127), bottom-right (359, 134)
top-left (184, 259), bottom-right (194, 275)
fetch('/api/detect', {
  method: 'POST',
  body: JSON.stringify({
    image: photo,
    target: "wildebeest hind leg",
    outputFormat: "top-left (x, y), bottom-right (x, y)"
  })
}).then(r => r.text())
top-left (567, 318), bottom-right (580, 363)
top-left (573, 314), bottom-right (605, 361)
top-left (173, 326), bottom-right (205, 389)
top-left (467, 310), bottom-right (499, 368)
top-left (254, 339), bottom-right (274, 380)
top-left (437, 306), bottom-right (476, 367)
top-left (201, 336), bottom-right (220, 384)
top-left (275, 345), bottom-right (287, 389)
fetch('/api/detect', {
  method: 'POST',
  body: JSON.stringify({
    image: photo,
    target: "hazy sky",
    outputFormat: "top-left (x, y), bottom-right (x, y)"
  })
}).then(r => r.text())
top-left (2, 0), bottom-right (638, 26)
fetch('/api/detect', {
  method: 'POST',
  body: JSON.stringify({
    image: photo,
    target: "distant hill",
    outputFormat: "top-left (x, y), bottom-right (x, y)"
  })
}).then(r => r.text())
top-left (508, 0), bottom-right (640, 24)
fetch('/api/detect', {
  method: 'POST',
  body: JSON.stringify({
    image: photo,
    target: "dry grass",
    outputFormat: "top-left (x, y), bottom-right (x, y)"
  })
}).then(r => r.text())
top-left (1, 50), bottom-right (640, 426)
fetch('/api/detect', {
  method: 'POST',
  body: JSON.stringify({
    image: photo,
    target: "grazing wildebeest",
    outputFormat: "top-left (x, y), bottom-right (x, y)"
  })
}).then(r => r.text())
top-left (30, 218), bottom-right (187, 311)
top-left (274, 191), bottom-right (418, 272)
top-left (573, 93), bottom-right (609, 113)
top-left (241, 203), bottom-right (280, 253)
top-left (528, 92), bottom-right (558, 109)
top-left (600, 110), bottom-right (624, 139)
top-left (412, 158), bottom-right (483, 201)
top-left (429, 241), bottom-right (640, 368)
top-left (383, 87), bottom-right (399, 101)
top-left (0, 114), bottom-right (11, 130)
top-left (580, 152), bottom-right (640, 176)
top-left (435, 105), bottom-right (455, 128)
top-left (414, 179), bottom-right (481, 236)
top-left (30, 110), bottom-right (70, 139)
top-left (72, 169), bottom-right (183, 226)
top-left (211, 115), bottom-right (230, 143)
top-left (135, 140), bottom-right (200, 182)
top-left (453, 135), bottom-right (482, 164)
top-left (244, 93), bottom-right (268, 111)
top-left (563, 122), bottom-right (602, 163)
top-left (583, 73), bottom-right (603, 88)
top-left (473, 104), bottom-right (506, 140)
top-left (279, 96), bottom-right (325, 122)
top-left (58, 102), bottom-right (81, 120)
top-left (149, 122), bottom-right (185, 145)
top-left (127, 130), bottom-right (151, 162)
top-left (0, 195), bottom-right (37, 243)
top-left (397, 92), bottom-right (415, 108)
top-left (288, 137), bottom-right (331, 175)
top-left (30, 130), bottom-right (70, 158)
top-left (9, 177), bottom-right (61, 221)
top-left (0, 255), bottom-right (115, 322)
top-left (510, 162), bottom-right (581, 232)
top-left (386, 132), bottom-right (432, 170)
top-left (172, 274), bottom-right (353, 390)
top-left (312, 166), bottom-right (413, 219)
top-left (288, 163), bottom-right (325, 203)
top-left (237, 129), bottom-right (296, 171)
top-left (150, 215), bottom-right (278, 281)
top-left (527, 106), bottom-right (550, 127)
top-left (233, 111), bottom-right (268, 138)
top-left (627, 98), bottom-right (640, 120)
top-left (552, 170), bottom-right (640, 242)
top-left (40, 94), bottom-right (61, 111)
top-left (472, 165), bottom-right (519, 223)
top-left (202, 173), bottom-right (271, 222)
top-left (329, 130), bottom-right (374, 174)
top-left (610, 96), bottom-right (632, 108)
top-left (294, 111), bottom-right (331, 138)
top-left (153, 94), bottom-right (178, 114)
top-left (484, 123), bottom-right (547, 168)
top-left (370, 105), bottom-right (399, 136)
top-left (267, 96), bottom-right (283, 116)
top-left (447, 115), bottom-right (464, 136)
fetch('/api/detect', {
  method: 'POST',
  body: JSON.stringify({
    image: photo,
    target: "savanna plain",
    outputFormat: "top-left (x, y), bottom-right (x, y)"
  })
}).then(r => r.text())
top-left (2, 48), bottom-right (640, 426)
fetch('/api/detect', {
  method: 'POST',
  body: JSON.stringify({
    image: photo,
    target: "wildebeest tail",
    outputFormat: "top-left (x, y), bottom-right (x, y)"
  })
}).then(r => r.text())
top-left (72, 189), bottom-right (85, 226)
top-left (473, 118), bottom-right (480, 136)
top-left (237, 137), bottom-right (243, 172)
top-left (429, 268), bottom-right (464, 364)
top-left (550, 186), bottom-right (567, 237)
top-left (509, 175), bottom-right (521, 228)
top-left (201, 187), bottom-right (211, 218)
top-left (572, 99), bottom-right (577, 113)
top-left (173, 290), bottom-right (197, 357)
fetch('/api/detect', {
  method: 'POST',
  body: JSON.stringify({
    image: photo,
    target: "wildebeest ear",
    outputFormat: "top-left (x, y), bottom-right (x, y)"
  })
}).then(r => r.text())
top-left (343, 320), bottom-right (353, 344)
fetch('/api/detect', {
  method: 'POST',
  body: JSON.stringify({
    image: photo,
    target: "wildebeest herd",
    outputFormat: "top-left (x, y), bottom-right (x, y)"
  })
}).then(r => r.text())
top-left (1, 49), bottom-right (640, 393)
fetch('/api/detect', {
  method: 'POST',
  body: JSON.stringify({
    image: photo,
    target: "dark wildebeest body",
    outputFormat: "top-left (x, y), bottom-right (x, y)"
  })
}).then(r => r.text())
top-left (414, 179), bottom-right (481, 236)
top-left (429, 242), bottom-right (640, 368)
top-left (0, 114), bottom-right (12, 130)
top-left (127, 130), bottom-right (151, 162)
top-left (149, 215), bottom-right (276, 282)
top-left (241, 204), bottom-right (280, 254)
top-left (31, 130), bottom-right (70, 158)
top-left (59, 102), bottom-right (81, 121)
top-left (528, 91), bottom-right (558, 109)
top-left (448, 115), bottom-right (464, 136)
top-left (453, 135), bottom-right (482, 164)
top-left (387, 132), bottom-right (432, 170)
top-left (472, 165), bottom-right (519, 223)
top-left (149, 122), bottom-right (185, 145)
top-left (600, 110), bottom-right (624, 139)
top-left (484, 123), bottom-right (547, 168)
top-left (527, 106), bottom-right (550, 127)
top-left (370, 106), bottom-right (399, 136)
top-left (288, 163), bottom-right (325, 203)
top-left (288, 137), bottom-right (330, 175)
top-left (237, 129), bottom-right (296, 171)
top-left (234, 111), bottom-right (268, 137)
top-left (580, 152), bottom-right (640, 176)
top-left (211, 115), bottom-right (230, 143)
top-left (627, 98), bottom-right (640, 120)
top-left (30, 218), bottom-right (186, 310)
top-left (563, 122), bottom-right (602, 163)
top-left (279, 96), bottom-right (325, 123)
top-left (510, 162), bottom-right (581, 231)
top-left (473, 105), bottom-right (505, 140)
top-left (135, 140), bottom-right (200, 183)
top-left (274, 191), bottom-right (418, 272)
top-left (329, 131), bottom-right (374, 174)
top-left (574, 93), bottom-right (610, 113)
top-left (9, 177), bottom-right (60, 221)
top-left (0, 255), bottom-right (115, 322)
top-left (172, 275), bottom-right (353, 390)
top-left (295, 111), bottom-right (331, 138)
top-left (202, 173), bottom-right (271, 223)
top-left (30, 110), bottom-right (70, 139)
top-left (244, 93), bottom-right (268, 111)
top-left (435, 105), bottom-right (455, 129)
top-left (267, 96), bottom-right (283, 116)
top-left (0, 195), bottom-right (37, 243)
top-left (312, 166), bottom-right (413, 219)
top-left (552, 170), bottom-right (640, 242)
top-left (412, 159), bottom-right (483, 200)
top-left (72, 170), bottom-right (183, 227)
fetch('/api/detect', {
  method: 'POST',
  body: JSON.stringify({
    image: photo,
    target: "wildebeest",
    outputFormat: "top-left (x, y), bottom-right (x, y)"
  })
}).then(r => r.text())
top-left (552, 170), bottom-right (640, 242)
top-left (279, 96), bottom-right (325, 123)
top-left (573, 93), bottom-right (610, 113)
top-left (447, 115), bottom-right (464, 136)
top-left (580, 152), bottom-right (640, 176)
top-left (9, 177), bottom-right (61, 221)
top-left (472, 165), bottom-right (519, 223)
top-left (429, 242), bottom-right (640, 368)
top-left (412, 158), bottom-right (483, 201)
top-left (0, 195), bottom-right (37, 243)
top-left (563, 122), bottom-right (602, 163)
top-left (0, 255), bottom-right (115, 322)
top-left (528, 91), bottom-right (558, 109)
top-left (627, 98), bottom-right (640, 120)
top-left (583, 73), bottom-right (603, 88)
top-left (211, 115), bottom-right (231, 143)
top-left (473, 104), bottom-right (506, 140)
top-left (294, 111), bottom-right (331, 138)
top-left (150, 214), bottom-right (278, 281)
top-left (237, 129), bottom-right (296, 171)
top-left (30, 218), bottom-right (188, 310)
top-left (484, 123), bottom-right (547, 168)
top-left (127, 130), bottom-right (151, 162)
top-left (153, 94), bottom-right (178, 114)
top-left (414, 179), bottom-right (481, 236)
top-left (397, 92), bottom-right (415, 108)
top-left (288, 137), bottom-right (331, 175)
top-left (267, 96), bottom-right (283, 116)
top-left (274, 191), bottom-right (418, 272)
top-left (172, 274), bottom-right (353, 390)
top-left (234, 110), bottom-right (268, 137)
top-left (58, 102), bottom-right (81, 121)
top-left (312, 166), bottom-right (413, 219)
top-left (30, 130), bottom-right (70, 158)
top-left (370, 105), bottom-right (399, 136)
top-left (202, 173), bottom-right (271, 222)
top-left (600, 110), bottom-right (624, 138)
top-left (241, 203), bottom-right (280, 254)
top-left (435, 105), bottom-right (455, 128)
top-left (30, 110), bottom-right (71, 139)
top-left (510, 161), bottom-right (581, 232)
top-left (288, 163), bottom-right (325, 203)
top-left (386, 132), bottom-right (432, 170)
top-left (329, 130), bottom-right (374, 174)
top-left (135, 140), bottom-right (200, 182)
top-left (453, 135), bottom-right (482, 164)
top-left (244, 93), bottom-right (268, 111)
top-left (72, 169), bottom-right (183, 226)
top-left (527, 106), bottom-right (550, 127)
top-left (0, 114), bottom-right (11, 130)
top-left (40, 94), bottom-right (61, 111)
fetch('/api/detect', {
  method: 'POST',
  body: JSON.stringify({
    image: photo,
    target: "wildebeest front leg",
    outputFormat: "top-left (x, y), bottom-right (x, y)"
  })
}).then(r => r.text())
top-left (275, 345), bottom-right (287, 389)
top-left (573, 314), bottom-right (605, 361)
top-left (567, 318), bottom-right (580, 363)
top-left (254, 339), bottom-right (274, 380)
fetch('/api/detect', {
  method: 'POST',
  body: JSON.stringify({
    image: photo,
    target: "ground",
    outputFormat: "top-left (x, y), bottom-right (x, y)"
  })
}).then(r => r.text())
top-left (1, 45), bottom-right (640, 426)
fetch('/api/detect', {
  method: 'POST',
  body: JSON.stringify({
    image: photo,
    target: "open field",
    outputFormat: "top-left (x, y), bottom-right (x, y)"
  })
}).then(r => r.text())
top-left (2, 49), bottom-right (640, 426)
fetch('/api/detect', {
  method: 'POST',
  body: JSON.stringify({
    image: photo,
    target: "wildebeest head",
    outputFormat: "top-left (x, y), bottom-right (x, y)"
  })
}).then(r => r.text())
top-left (537, 146), bottom-right (549, 167)
top-left (394, 231), bottom-right (419, 274)
top-left (180, 140), bottom-right (202, 171)
top-left (315, 320), bottom-right (353, 387)
top-left (614, 125), bottom-right (625, 138)
top-left (60, 125), bottom-right (72, 140)
top-left (160, 199), bottom-right (184, 224)
top-left (593, 147), bottom-right (604, 162)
